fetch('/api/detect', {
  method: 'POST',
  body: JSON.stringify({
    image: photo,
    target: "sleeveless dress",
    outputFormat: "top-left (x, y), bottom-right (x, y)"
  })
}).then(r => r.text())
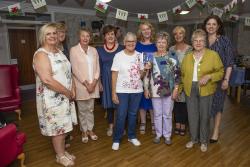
top-left (96, 45), bottom-right (124, 109)
top-left (33, 48), bottom-right (77, 136)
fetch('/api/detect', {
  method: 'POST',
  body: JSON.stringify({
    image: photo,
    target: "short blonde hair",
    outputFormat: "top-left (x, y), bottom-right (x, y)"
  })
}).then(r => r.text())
top-left (137, 21), bottom-right (155, 42)
top-left (124, 32), bottom-right (137, 43)
top-left (156, 31), bottom-right (170, 45)
top-left (191, 29), bottom-right (207, 43)
top-left (173, 26), bottom-right (186, 36)
top-left (38, 23), bottom-right (57, 46)
top-left (56, 22), bottom-right (67, 32)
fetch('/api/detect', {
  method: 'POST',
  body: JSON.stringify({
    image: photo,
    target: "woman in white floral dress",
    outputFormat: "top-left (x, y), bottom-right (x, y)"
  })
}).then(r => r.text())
top-left (33, 23), bottom-right (77, 167)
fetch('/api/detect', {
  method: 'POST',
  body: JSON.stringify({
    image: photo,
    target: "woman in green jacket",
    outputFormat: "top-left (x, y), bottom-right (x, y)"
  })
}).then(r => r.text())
top-left (181, 29), bottom-right (224, 152)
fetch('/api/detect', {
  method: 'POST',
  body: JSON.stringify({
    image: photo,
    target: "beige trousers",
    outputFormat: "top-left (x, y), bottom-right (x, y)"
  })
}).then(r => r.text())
top-left (77, 99), bottom-right (95, 132)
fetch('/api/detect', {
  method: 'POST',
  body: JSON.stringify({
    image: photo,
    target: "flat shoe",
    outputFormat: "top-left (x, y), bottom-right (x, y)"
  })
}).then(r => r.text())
top-left (179, 129), bottom-right (186, 136)
top-left (81, 136), bottom-right (88, 143)
top-left (56, 154), bottom-right (74, 167)
top-left (200, 143), bottom-right (208, 152)
top-left (89, 134), bottom-right (98, 141)
top-left (153, 137), bottom-right (161, 144)
top-left (65, 151), bottom-right (76, 161)
top-left (210, 139), bottom-right (218, 143)
top-left (174, 128), bottom-right (180, 135)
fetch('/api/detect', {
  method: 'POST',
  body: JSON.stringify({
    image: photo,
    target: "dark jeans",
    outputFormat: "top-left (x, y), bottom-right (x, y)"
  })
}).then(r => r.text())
top-left (113, 92), bottom-right (142, 143)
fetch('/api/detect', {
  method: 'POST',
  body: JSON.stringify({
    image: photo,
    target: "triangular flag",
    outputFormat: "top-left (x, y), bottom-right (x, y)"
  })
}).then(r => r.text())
top-left (31, 0), bottom-right (47, 10)
top-left (196, 0), bottom-right (206, 5)
top-left (212, 7), bottom-right (224, 18)
top-left (186, 0), bottom-right (196, 8)
top-left (157, 11), bottom-right (168, 22)
top-left (94, 0), bottom-right (108, 13)
top-left (8, 3), bottom-right (22, 16)
top-left (230, 0), bottom-right (237, 9)
top-left (229, 14), bottom-right (239, 21)
top-left (138, 13), bottom-right (148, 20)
top-left (245, 17), bottom-right (250, 26)
top-left (224, 4), bottom-right (230, 13)
top-left (116, 9), bottom-right (128, 21)
top-left (173, 5), bottom-right (182, 14)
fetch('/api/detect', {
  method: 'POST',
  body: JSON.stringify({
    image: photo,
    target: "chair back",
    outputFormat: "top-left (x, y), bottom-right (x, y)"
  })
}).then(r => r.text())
top-left (0, 65), bottom-right (19, 99)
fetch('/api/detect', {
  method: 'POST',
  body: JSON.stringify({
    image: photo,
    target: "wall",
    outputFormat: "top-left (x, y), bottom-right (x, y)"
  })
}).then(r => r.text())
top-left (237, 23), bottom-right (250, 56)
top-left (0, 24), bottom-right (10, 64)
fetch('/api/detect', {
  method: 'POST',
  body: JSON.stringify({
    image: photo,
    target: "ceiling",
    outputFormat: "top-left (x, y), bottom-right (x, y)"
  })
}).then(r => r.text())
top-left (7, 0), bottom-right (250, 20)
top-left (41, 0), bottom-right (249, 14)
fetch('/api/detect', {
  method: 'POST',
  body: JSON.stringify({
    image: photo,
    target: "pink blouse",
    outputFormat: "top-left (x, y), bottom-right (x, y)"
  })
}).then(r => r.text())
top-left (70, 43), bottom-right (100, 100)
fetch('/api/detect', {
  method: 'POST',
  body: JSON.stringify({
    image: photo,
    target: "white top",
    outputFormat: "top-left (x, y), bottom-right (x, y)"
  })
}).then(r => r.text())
top-left (111, 50), bottom-right (144, 93)
top-left (192, 55), bottom-right (202, 82)
top-left (79, 44), bottom-right (93, 82)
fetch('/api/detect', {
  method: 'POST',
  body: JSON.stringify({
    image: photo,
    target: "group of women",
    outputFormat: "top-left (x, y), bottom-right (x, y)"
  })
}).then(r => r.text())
top-left (33, 15), bottom-right (234, 166)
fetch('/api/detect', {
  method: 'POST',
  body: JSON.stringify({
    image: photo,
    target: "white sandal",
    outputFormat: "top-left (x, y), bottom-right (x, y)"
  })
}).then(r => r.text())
top-left (56, 154), bottom-right (74, 167)
top-left (65, 151), bottom-right (76, 161)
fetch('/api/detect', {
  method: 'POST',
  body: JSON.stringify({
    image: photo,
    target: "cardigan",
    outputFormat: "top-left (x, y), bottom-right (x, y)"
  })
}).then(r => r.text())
top-left (70, 43), bottom-right (100, 100)
top-left (181, 48), bottom-right (224, 97)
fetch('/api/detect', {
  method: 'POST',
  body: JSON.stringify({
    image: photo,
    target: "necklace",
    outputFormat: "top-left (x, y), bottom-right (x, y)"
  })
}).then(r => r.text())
top-left (105, 42), bottom-right (116, 51)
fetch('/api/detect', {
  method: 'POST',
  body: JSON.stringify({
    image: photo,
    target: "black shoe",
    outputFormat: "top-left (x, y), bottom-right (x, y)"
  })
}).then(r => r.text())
top-left (209, 139), bottom-right (218, 143)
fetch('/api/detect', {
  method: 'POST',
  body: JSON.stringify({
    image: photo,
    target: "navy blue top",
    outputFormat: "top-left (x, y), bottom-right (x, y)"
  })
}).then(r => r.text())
top-left (135, 42), bottom-right (157, 53)
top-left (209, 35), bottom-right (234, 69)
top-left (96, 45), bottom-right (124, 109)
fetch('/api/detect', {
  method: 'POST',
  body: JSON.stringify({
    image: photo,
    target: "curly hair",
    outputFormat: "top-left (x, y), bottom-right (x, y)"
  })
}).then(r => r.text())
top-left (202, 15), bottom-right (224, 35)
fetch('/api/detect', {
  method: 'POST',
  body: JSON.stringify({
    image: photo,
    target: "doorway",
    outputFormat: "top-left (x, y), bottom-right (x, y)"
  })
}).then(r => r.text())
top-left (8, 28), bottom-right (37, 86)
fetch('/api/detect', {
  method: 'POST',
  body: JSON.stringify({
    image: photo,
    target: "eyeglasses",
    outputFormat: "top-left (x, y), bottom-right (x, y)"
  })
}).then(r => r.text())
top-left (193, 39), bottom-right (205, 43)
top-left (125, 40), bottom-right (136, 43)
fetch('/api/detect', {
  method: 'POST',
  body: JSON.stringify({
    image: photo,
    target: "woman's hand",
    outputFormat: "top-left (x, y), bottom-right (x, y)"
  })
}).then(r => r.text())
top-left (99, 82), bottom-right (103, 92)
top-left (71, 88), bottom-right (76, 101)
top-left (112, 93), bottom-right (119, 104)
top-left (144, 90), bottom-right (150, 99)
top-left (199, 75), bottom-right (211, 86)
top-left (144, 62), bottom-right (152, 70)
top-left (65, 89), bottom-right (73, 101)
top-left (221, 79), bottom-right (229, 90)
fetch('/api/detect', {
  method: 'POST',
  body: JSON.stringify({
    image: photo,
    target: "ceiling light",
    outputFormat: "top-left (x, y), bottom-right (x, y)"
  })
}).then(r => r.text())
top-left (180, 10), bottom-right (190, 15)
top-left (99, 0), bottom-right (112, 3)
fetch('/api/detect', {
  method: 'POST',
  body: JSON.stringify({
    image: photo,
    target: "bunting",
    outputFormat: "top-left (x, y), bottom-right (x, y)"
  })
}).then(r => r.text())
top-left (186, 0), bottom-right (197, 8)
top-left (245, 17), bottom-right (250, 26)
top-left (212, 7), bottom-right (224, 18)
top-left (94, 0), bottom-right (108, 13)
top-left (138, 13), bottom-right (148, 20)
top-left (116, 9), bottom-right (128, 21)
top-left (172, 5), bottom-right (182, 15)
top-left (157, 11), bottom-right (168, 22)
top-left (8, 3), bottom-right (22, 16)
top-left (229, 14), bottom-right (239, 22)
top-left (31, 0), bottom-right (47, 10)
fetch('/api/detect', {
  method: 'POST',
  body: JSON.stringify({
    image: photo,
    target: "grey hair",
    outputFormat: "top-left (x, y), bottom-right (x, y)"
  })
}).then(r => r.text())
top-left (123, 32), bottom-right (137, 43)
top-left (155, 31), bottom-right (170, 44)
top-left (191, 29), bottom-right (207, 43)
